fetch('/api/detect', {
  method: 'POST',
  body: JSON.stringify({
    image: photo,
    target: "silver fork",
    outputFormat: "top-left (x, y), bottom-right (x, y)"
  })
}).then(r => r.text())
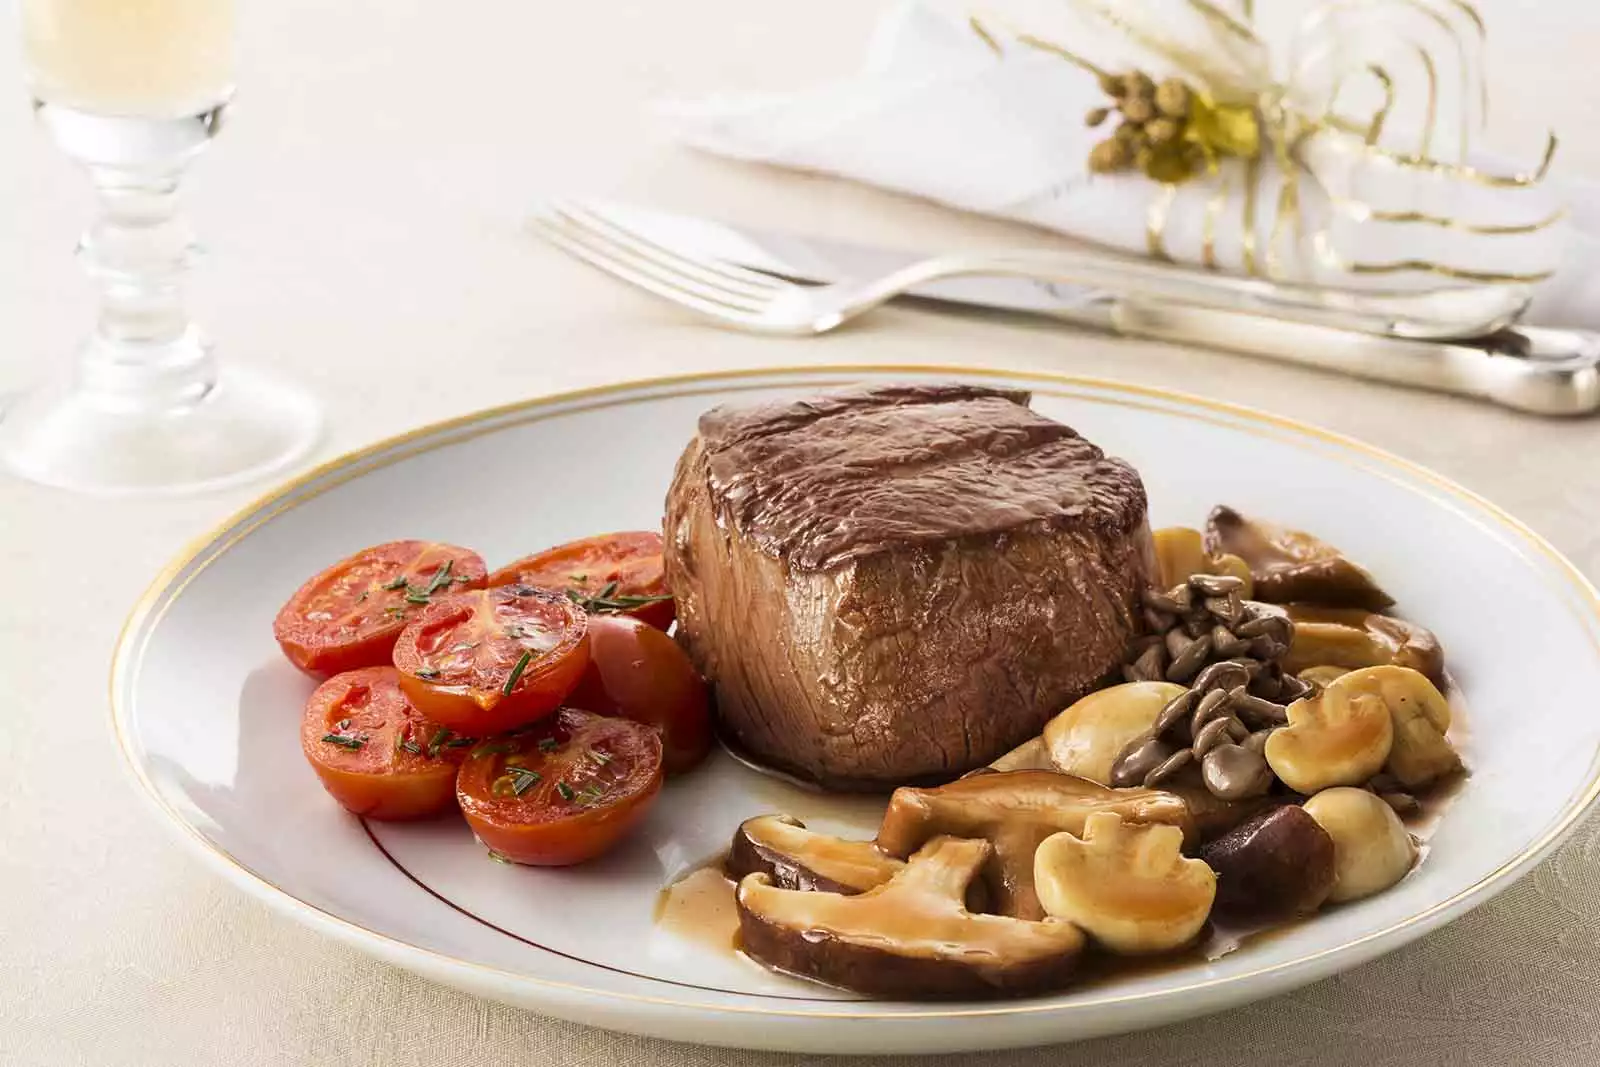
top-left (529, 198), bottom-right (1529, 341)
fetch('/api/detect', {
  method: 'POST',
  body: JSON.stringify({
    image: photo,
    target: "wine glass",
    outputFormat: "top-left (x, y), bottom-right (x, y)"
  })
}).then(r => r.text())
top-left (4, 0), bottom-right (320, 495)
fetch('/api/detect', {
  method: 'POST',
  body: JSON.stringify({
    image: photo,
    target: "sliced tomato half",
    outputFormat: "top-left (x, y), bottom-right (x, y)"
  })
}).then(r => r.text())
top-left (456, 707), bottom-right (664, 866)
top-left (487, 531), bottom-right (674, 630)
top-left (300, 666), bottom-right (475, 820)
top-left (393, 586), bottom-right (589, 735)
top-left (274, 540), bottom-right (487, 675)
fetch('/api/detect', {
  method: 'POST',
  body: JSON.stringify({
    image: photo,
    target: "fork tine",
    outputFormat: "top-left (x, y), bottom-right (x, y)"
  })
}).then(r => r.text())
top-left (556, 200), bottom-right (790, 300)
top-left (530, 210), bottom-right (763, 323)
top-left (537, 208), bottom-right (773, 314)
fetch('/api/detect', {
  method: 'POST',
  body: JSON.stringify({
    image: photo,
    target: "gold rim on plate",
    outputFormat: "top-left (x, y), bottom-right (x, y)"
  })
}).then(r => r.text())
top-left (108, 364), bottom-right (1600, 1021)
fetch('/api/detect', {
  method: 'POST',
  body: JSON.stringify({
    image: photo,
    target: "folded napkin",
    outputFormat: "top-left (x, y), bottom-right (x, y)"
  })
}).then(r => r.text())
top-left (660, 1), bottom-right (1599, 329)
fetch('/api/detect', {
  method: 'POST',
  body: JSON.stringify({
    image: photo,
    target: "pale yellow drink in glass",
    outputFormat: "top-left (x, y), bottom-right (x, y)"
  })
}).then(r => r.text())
top-left (5, 0), bottom-right (320, 494)
top-left (22, 0), bottom-right (235, 117)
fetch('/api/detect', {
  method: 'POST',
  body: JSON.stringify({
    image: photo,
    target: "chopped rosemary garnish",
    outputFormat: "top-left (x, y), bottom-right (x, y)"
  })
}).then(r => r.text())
top-left (570, 573), bottom-right (588, 582)
top-left (555, 781), bottom-right (576, 801)
top-left (577, 783), bottom-right (606, 806)
top-left (384, 605), bottom-right (407, 618)
top-left (565, 585), bottom-right (674, 615)
top-left (590, 749), bottom-right (613, 765)
top-left (445, 736), bottom-right (478, 749)
top-left (537, 738), bottom-right (560, 753)
top-left (486, 849), bottom-right (514, 865)
top-left (404, 591), bottom-right (433, 605)
top-left (322, 734), bottom-right (365, 750)
top-left (336, 718), bottom-right (351, 731)
top-left (426, 728), bottom-right (452, 758)
top-left (505, 765), bottom-right (543, 796)
top-left (422, 559), bottom-right (455, 596)
top-left (383, 574), bottom-right (410, 591)
top-left (398, 737), bottom-right (423, 755)
top-left (472, 740), bottom-right (517, 757)
top-left (503, 650), bottom-right (534, 695)
top-left (415, 667), bottom-right (441, 680)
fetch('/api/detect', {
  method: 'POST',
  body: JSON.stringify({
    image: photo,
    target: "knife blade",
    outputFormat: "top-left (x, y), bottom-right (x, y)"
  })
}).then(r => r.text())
top-left (585, 201), bottom-right (1600, 416)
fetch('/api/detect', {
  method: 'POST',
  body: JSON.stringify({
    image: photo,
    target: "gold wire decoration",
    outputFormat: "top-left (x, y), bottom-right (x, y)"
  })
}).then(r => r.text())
top-left (1202, 168), bottom-right (1234, 270)
top-left (970, 0), bottom-right (1564, 287)
top-left (1146, 183), bottom-right (1180, 261)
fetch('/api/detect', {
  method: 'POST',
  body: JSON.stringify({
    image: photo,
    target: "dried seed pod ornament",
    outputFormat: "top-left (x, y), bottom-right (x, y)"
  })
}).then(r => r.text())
top-left (1083, 68), bottom-right (1261, 183)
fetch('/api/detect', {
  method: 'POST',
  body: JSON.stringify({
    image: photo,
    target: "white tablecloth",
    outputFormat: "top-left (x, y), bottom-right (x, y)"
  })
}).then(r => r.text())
top-left (5, 2), bottom-right (1600, 1064)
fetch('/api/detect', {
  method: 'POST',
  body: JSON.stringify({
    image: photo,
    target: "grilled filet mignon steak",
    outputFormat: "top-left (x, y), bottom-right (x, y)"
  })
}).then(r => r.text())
top-left (663, 383), bottom-right (1152, 790)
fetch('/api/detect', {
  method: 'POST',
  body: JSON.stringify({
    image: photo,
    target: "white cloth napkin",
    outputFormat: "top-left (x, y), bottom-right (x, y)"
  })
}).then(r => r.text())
top-left (659, 1), bottom-right (1599, 328)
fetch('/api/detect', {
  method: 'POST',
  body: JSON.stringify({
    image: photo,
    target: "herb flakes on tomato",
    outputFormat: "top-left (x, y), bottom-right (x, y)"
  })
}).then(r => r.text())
top-left (274, 541), bottom-right (488, 675)
top-left (487, 532), bottom-right (675, 630)
top-left (300, 666), bottom-right (471, 820)
top-left (393, 586), bottom-right (590, 735)
top-left (456, 707), bottom-right (663, 866)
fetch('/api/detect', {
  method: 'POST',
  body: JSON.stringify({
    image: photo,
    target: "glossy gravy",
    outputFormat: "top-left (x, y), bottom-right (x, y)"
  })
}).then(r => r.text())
top-left (655, 864), bottom-right (741, 951)
top-left (655, 689), bottom-right (1470, 995)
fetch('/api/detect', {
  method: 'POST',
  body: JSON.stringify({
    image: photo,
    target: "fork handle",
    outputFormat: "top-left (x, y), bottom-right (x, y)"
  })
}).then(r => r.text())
top-left (1105, 300), bottom-right (1600, 416)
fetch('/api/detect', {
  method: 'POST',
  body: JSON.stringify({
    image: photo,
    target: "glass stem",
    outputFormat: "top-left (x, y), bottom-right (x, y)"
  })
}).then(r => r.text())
top-left (76, 157), bottom-right (215, 412)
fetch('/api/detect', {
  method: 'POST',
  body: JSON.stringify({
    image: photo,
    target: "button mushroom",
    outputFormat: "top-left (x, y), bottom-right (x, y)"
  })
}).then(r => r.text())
top-left (1199, 805), bottom-right (1337, 918)
top-left (1033, 813), bottom-right (1216, 954)
top-left (1041, 681), bottom-right (1189, 785)
top-left (736, 836), bottom-right (1086, 998)
top-left (1153, 526), bottom-right (1257, 596)
top-left (1299, 664), bottom-right (1351, 687)
top-left (875, 770), bottom-right (1193, 920)
top-left (728, 815), bottom-right (904, 895)
top-left (1282, 606), bottom-right (1446, 687)
top-left (1302, 787), bottom-right (1418, 902)
top-left (988, 736), bottom-right (1053, 772)
top-left (1264, 677), bottom-right (1395, 793)
top-left (1330, 665), bottom-right (1461, 789)
top-left (1205, 506), bottom-right (1394, 611)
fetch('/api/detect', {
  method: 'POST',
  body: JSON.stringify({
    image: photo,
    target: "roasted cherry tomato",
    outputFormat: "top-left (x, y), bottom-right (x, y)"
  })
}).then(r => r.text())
top-left (300, 667), bottom-right (475, 820)
top-left (392, 586), bottom-right (589, 735)
top-left (456, 707), bottom-right (664, 866)
top-left (566, 614), bottom-right (711, 775)
top-left (487, 531), bottom-right (675, 631)
top-left (274, 540), bottom-right (488, 675)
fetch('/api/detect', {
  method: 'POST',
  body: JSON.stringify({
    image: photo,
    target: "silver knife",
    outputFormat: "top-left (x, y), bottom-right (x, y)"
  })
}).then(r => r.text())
top-left (595, 201), bottom-right (1600, 416)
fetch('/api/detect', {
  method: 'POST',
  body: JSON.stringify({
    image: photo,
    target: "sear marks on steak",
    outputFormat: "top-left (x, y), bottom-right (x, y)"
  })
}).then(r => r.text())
top-left (665, 383), bottom-right (1153, 791)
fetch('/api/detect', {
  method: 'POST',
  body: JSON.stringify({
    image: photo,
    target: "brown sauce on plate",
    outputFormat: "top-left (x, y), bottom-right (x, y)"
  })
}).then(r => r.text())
top-left (654, 688), bottom-right (1472, 995)
top-left (654, 864), bottom-right (740, 952)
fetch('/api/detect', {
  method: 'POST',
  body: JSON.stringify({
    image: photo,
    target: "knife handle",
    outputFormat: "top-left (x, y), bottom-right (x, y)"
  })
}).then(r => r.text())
top-left (1108, 300), bottom-right (1600, 417)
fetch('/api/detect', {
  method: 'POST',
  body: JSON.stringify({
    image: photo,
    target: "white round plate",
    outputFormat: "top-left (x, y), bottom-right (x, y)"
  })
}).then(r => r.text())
top-left (112, 366), bottom-right (1600, 1054)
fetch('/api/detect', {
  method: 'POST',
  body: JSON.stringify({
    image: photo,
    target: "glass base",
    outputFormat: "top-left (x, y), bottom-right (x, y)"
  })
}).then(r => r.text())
top-left (2, 361), bottom-right (321, 496)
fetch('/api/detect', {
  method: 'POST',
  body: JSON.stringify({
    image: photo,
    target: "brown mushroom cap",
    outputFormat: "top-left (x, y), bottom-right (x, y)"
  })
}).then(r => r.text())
top-left (1281, 606), bottom-right (1445, 686)
top-left (1199, 804), bottom-right (1337, 918)
top-left (736, 835), bottom-right (1086, 999)
top-left (728, 815), bottom-right (904, 895)
top-left (1206, 506), bottom-right (1394, 611)
top-left (875, 770), bottom-right (1193, 920)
